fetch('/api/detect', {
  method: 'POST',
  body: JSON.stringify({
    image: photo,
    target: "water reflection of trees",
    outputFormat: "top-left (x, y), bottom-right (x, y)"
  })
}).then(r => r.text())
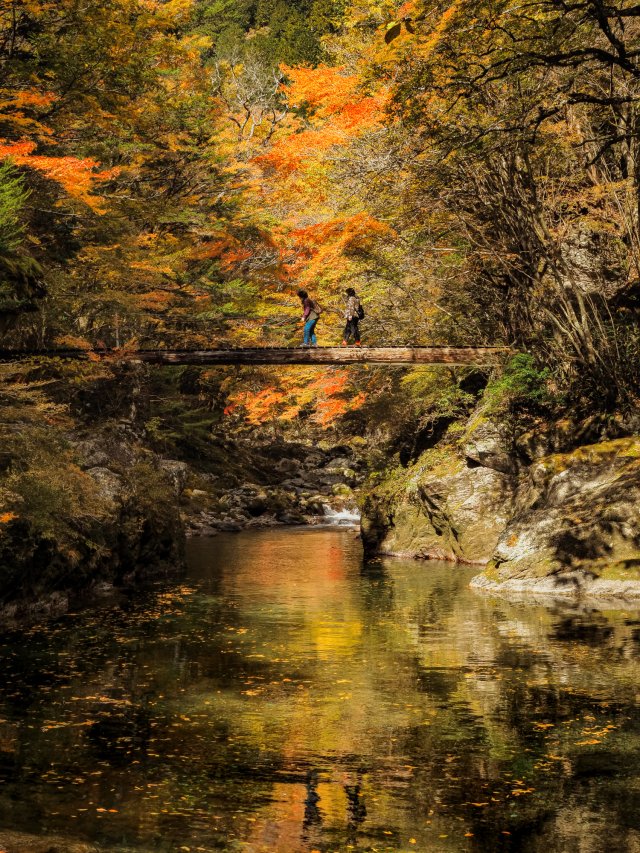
top-left (0, 533), bottom-right (638, 850)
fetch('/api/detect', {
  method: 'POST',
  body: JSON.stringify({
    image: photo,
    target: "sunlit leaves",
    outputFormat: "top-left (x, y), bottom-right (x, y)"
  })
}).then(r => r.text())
top-left (224, 368), bottom-right (367, 427)
top-left (0, 140), bottom-right (118, 212)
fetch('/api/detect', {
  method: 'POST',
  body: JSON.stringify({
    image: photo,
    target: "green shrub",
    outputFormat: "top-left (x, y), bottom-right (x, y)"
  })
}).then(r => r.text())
top-left (0, 161), bottom-right (28, 256)
top-left (401, 367), bottom-right (476, 419)
top-left (485, 353), bottom-right (552, 414)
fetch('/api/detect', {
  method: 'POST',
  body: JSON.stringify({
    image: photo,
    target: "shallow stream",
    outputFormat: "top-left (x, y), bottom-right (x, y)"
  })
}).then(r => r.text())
top-left (1, 529), bottom-right (640, 852)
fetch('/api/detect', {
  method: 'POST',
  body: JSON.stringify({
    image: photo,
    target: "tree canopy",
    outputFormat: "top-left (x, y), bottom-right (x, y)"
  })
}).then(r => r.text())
top-left (1, 0), bottom-right (639, 425)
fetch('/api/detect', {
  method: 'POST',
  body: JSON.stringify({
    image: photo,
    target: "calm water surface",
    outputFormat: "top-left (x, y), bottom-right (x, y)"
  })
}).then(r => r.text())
top-left (1, 529), bottom-right (640, 852)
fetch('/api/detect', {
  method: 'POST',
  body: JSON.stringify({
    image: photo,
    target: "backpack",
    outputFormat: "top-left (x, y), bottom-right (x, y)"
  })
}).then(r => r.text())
top-left (311, 299), bottom-right (322, 316)
top-left (356, 300), bottom-right (365, 320)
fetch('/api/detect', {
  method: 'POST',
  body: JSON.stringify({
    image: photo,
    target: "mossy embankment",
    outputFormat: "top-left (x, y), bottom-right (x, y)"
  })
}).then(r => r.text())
top-left (359, 359), bottom-right (640, 600)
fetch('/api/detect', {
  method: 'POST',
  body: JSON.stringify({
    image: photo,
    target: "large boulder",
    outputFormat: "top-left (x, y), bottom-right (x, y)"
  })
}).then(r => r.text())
top-left (472, 437), bottom-right (640, 597)
top-left (463, 410), bottom-right (519, 474)
top-left (86, 466), bottom-right (123, 503)
top-left (157, 459), bottom-right (189, 496)
top-left (361, 452), bottom-right (517, 564)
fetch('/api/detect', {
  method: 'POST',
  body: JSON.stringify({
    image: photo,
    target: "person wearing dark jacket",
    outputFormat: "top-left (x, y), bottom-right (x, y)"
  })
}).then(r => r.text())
top-left (342, 287), bottom-right (362, 347)
top-left (298, 289), bottom-right (320, 347)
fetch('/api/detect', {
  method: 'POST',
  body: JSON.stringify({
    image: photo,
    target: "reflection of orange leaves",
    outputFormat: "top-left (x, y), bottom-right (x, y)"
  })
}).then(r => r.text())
top-left (0, 513), bottom-right (17, 525)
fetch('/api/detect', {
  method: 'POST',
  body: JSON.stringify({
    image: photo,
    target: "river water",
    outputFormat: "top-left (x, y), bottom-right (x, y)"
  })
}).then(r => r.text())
top-left (1, 529), bottom-right (640, 852)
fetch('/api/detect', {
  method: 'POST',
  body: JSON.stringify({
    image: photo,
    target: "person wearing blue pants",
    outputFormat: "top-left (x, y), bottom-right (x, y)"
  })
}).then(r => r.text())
top-left (297, 289), bottom-right (321, 347)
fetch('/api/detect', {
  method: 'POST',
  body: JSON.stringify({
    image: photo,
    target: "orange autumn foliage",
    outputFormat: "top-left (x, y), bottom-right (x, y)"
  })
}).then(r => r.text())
top-left (284, 65), bottom-right (363, 117)
top-left (286, 212), bottom-right (394, 288)
top-left (255, 65), bottom-right (388, 177)
top-left (134, 291), bottom-right (177, 311)
top-left (0, 139), bottom-right (119, 210)
top-left (225, 370), bottom-right (367, 427)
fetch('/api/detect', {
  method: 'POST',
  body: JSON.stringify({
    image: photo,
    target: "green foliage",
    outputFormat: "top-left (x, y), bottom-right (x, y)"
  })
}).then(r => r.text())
top-left (0, 161), bottom-right (43, 320)
top-left (195, 0), bottom-right (345, 64)
top-left (484, 354), bottom-right (552, 415)
top-left (401, 368), bottom-right (476, 420)
top-left (0, 162), bottom-right (28, 256)
top-left (0, 422), bottom-right (112, 565)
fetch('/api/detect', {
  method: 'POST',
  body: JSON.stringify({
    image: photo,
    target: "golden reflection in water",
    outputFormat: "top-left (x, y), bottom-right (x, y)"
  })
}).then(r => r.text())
top-left (0, 530), bottom-right (639, 852)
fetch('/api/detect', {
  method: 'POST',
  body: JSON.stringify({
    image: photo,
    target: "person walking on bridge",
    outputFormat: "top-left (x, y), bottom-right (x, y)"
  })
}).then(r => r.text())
top-left (298, 289), bottom-right (321, 347)
top-left (342, 287), bottom-right (363, 347)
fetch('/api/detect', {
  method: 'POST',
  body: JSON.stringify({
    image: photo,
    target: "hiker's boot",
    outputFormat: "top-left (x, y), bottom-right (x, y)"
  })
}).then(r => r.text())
top-left (341, 340), bottom-right (348, 347)
top-left (355, 341), bottom-right (362, 347)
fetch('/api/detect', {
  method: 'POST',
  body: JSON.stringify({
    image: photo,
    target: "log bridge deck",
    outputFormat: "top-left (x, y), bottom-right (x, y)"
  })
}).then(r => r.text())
top-left (0, 346), bottom-right (508, 366)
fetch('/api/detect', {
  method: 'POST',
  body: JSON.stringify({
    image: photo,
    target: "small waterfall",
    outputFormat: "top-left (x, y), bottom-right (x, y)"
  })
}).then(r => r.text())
top-left (321, 505), bottom-right (361, 526)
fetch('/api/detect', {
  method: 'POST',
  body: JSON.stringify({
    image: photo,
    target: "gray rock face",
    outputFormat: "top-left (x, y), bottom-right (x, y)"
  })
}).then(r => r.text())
top-left (86, 467), bottom-right (123, 503)
top-left (363, 455), bottom-right (517, 564)
top-left (471, 570), bottom-right (640, 601)
top-left (463, 413), bottom-right (518, 475)
top-left (73, 440), bottom-right (111, 468)
top-left (362, 413), bottom-right (640, 596)
top-left (480, 438), bottom-right (640, 584)
top-left (158, 459), bottom-right (189, 495)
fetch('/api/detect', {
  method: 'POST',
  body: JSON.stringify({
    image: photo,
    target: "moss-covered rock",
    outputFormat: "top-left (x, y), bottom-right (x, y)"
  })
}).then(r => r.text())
top-left (361, 443), bottom-right (517, 564)
top-left (0, 435), bottom-right (185, 613)
top-left (472, 437), bottom-right (640, 596)
top-left (363, 402), bottom-right (640, 598)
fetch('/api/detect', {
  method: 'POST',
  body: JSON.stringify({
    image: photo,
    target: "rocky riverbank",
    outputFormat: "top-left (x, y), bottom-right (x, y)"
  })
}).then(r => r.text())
top-left (360, 405), bottom-right (640, 599)
top-left (0, 357), bottom-right (367, 620)
top-left (183, 437), bottom-right (364, 535)
top-left (0, 424), bottom-right (364, 621)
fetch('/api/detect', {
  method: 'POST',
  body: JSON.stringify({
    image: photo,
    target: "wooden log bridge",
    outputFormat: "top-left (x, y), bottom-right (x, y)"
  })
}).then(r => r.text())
top-left (0, 346), bottom-right (508, 367)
